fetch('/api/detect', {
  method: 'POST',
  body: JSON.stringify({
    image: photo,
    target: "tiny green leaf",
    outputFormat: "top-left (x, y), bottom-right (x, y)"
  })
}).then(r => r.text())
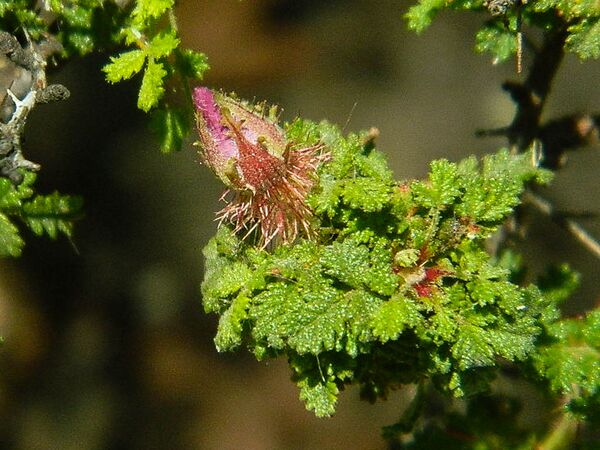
top-left (0, 213), bottom-right (23, 257)
top-left (214, 294), bottom-right (251, 352)
top-left (132, 0), bottom-right (174, 25)
top-left (341, 177), bottom-right (393, 212)
top-left (151, 107), bottom-right (190, 153)
top-left (567, 18), bottom-right (600, 59)
top-left (405, 0), bottom-right (447, 33)
top-left (452, 324), bottom-right (496, 370)
top-left (394, 248), bottom-right (420, 267)
top-left (177, 49), bottom-right (210, 79)
top-left (371, 295), bottom-right (423, 343)
top-left (103, 50), bottom-right (147, 83)
top-left (298, 378), bottom-right (339, 417)
top-left (475, 22), bottom-right (518, 63)
top-left (412, 159), bottom-right (460, 207)
top-left (138, 58), bottom-right (167, 112)
top-left (147, 31), bottom-right (180, 59)
top-left (538, 264), bottom-right (580, 304)
top-left (21, 192), bottom-right (83, 239)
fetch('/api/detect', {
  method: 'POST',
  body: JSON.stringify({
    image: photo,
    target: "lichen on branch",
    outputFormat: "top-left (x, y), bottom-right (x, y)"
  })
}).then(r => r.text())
top-left (0, 31), bottom-right (68, 183)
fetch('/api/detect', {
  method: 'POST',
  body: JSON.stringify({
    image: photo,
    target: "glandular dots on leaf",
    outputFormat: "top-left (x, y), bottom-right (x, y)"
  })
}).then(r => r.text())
top-left (201, 115), bottom-right (556, 417)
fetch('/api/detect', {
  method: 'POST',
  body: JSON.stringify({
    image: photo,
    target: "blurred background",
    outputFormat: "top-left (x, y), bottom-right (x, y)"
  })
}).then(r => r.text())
top-left (0, 1), bottom-right (598, 449)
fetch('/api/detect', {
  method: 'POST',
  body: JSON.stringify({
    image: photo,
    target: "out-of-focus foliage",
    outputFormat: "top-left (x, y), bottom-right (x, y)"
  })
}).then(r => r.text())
top-left (407, 0), bottom-right (600, 61)
top-left (0, 172), bottom-right (81, 257)
top-left (395, 393), bottom-right (540, 450)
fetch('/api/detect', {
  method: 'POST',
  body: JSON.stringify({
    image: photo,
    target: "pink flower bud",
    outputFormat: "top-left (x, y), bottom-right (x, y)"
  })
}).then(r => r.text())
top-left (193, 87), bottom-right (329, 247)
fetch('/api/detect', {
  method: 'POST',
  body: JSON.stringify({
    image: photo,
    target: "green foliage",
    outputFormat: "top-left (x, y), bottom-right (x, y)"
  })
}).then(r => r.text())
top-left (0, 1), bottom-right (128, 55)
top-left (99, 1), bottom-right (208, 150)
top-left (2, 1), bottom-right (598, 447)
top-left (0, 173), bottom-right (82, 257)
top-left (475, 22), bottom-right (518, 64)
top-left (131, 0), bottom-right (174, 26)
top-left (405, 0), bottom-right (448, 33)
top-left (176, 48), bottom-right (210, 80)
top-left (0, 1), bottom-right (51, 39)
top-left (406, 0), bottom-right (600, 61)
top-left (103, 27), bottom-right (178, 112)
top-left (566, 18), bottom-right (600, 59)
top-left (137, 57), bottom-right (167, 111)
top-left (202, 119), bottom-right (560, 417)
top-left (104, 49), bottom-right (148, 83)
top-left (46, 0), bottom-right (109, 55)
top-left (532, 309), bottom-right (600, 421)
top-left (150, 107), bottom-right (191, 154)
top-left (537, 264), bottom-right (581, 305)
top-left (396, 394), bottom-right (539, 449)
top-left (0, 1), bottom-right (209, 153)
top-left (531, 1), bottom-right (600, 58)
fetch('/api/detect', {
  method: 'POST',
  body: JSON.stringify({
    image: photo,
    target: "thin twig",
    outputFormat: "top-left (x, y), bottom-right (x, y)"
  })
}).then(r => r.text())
top-left (476, 22), bottom-right (569, 148)
top-left (475, 126), bottom-right (510, 138)
top-left (536, 394), bottom-right (580, 450)
top-left (522, 191), bottom-right (600, 260)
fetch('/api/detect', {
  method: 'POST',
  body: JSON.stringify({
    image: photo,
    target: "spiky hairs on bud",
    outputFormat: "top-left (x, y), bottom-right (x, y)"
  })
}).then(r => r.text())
top-left (193, 87), bottom-right (329, 248)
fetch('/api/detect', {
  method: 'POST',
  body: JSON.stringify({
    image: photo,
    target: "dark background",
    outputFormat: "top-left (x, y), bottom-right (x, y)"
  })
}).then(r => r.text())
top-left (0, 1), bottom-right (598, 449)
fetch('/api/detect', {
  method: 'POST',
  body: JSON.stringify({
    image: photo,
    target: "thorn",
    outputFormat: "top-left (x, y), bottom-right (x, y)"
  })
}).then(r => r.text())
top-left (342, 102), bottom-right (358, 133)
top-left (6, 89), bottom-right (22, 107)
top-left (517, 30), bottom-right (523, 74)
